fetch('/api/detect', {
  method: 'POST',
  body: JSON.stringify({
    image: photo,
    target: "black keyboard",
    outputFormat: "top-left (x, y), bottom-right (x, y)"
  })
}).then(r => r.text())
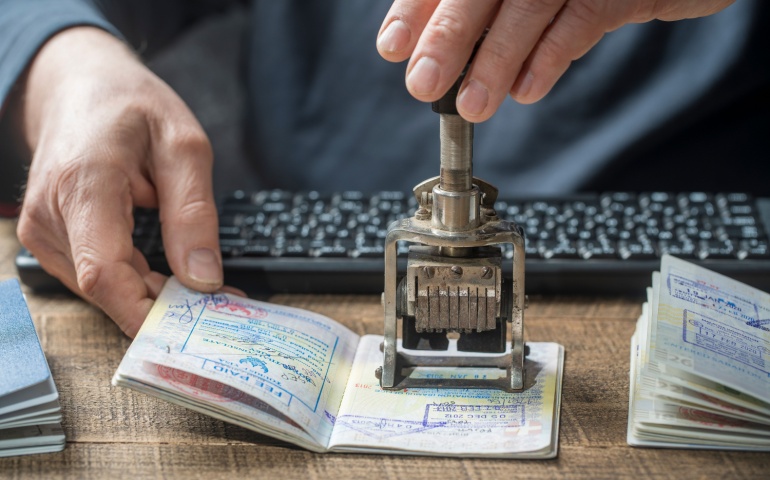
top-left (15, 191), bottom-right (770, 295)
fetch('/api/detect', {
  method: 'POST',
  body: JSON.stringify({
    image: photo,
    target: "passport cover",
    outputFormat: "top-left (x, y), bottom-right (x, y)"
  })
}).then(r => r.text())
top-left (0, 279), bottom-right (50, 398)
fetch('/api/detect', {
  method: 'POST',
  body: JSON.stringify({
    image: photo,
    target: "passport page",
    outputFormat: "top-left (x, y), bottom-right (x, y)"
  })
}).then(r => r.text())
top-left (330, 337), bottom-right (564, 458)
top-left (113, 277), bottom-right (360, 452)
top-left (654, 255), bottom-right (770, 401)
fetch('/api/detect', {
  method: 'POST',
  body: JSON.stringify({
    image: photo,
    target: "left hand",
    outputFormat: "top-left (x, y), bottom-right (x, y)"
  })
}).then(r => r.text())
top-left (377, 0), bottom-right (735, 122)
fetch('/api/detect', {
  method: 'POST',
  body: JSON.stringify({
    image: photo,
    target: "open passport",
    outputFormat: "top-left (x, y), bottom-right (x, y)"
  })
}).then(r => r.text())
top-left (113, 278), bottom-right (564, 458)
top-left (628, 255), bottom-right (770, 450)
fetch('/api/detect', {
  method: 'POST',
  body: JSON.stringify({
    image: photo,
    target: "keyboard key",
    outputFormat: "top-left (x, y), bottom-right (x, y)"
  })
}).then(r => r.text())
top-left (111, 190), bottom-right (770, 295)
top-left (618, 241), bottom-right (656, 260)
top-left (287, 240), bottom-right (314, 257)
top-left (657, 240), bottom-right (696, 258)
top-left (697, 239), bottom-right (735, 259)
top-left (738, 240), bottom-right (770, 259)
top-left (538, 240), bottom-right (579, 259)
top-left (315, 245), bottom-right (348, 258)
top-left (354, 246), bottom-right (385, 258)
top-left (242, 242), bottom-right (271, 257)
top-left (578, 240), bottom-right (617, 259)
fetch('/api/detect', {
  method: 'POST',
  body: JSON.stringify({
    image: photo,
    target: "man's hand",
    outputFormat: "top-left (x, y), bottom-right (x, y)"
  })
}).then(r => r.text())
top-left (13, 27), bottom-right (224, 337)
top-left (377, 0), bottom-right (735, 122)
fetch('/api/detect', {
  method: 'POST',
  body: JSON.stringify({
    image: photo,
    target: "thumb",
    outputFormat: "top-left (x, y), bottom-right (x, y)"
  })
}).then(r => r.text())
top-left (153, 122), bottom-right (223, 292)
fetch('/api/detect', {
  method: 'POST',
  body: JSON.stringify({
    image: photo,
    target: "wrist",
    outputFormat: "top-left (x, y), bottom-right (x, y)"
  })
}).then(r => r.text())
top-left (16, 26), bottom-right (135, 153)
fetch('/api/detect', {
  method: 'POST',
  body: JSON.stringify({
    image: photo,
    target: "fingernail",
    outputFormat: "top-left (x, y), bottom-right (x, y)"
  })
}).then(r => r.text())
top-left (187, 248), bottom-right (222, 285)
top-left (407, 56), bottom-right (440, 95)
top-left (513, 71), bottom-right (535, 100)
top-left (458, 79), bottom-right (489, 117)
top-left (378, 19), bottom-right (410, 54)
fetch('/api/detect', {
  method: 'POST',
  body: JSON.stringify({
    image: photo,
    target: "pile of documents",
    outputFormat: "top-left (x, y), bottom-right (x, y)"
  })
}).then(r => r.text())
top-left (628, 255), bottom-right (770, 449)
top-left (0, 279), bottom-right (65, 457)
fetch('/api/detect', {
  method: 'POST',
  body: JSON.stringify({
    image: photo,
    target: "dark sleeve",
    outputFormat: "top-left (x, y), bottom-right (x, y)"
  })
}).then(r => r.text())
top-left (0, 0), bottom-right (242, 114)
top-left (0, 0), bottom-right (121, 114)
top-left (91, 1), bottom-right (244, 57)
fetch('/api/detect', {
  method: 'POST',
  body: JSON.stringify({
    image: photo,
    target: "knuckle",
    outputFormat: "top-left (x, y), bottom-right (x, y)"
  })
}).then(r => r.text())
top-left (174, 198), bottom-right (218, 226)
top-left (631, 0), bottom-right (677, 21)
top-left (56, 157), bottom-right (131, 213)
top-left (16, 222), bottom-right (45, 254)
top-left (17, 185), bottom-right (66, 255)
top-left (478, 36), bottom-right (517, 75)
top-left (54, 161), bottom-right (107, 221)
top-left (567, 0), bottom-right (608, 27)
top-left (74, 253), bottom-right (103, 300)
top-left (166, 126), bottom-right (213, 166)
top-left (53, 160), bottom-right (86, 200)
top-left (16, 204), bottom-right (47, 249)
top-left (425, 10), bottom-right (471, 47)
top-left (179, 199), bottom-right (217, 224)
top-left (534, 35), bottom-right (569, 71)
top-left (511, 0), bottom-right (564, 18)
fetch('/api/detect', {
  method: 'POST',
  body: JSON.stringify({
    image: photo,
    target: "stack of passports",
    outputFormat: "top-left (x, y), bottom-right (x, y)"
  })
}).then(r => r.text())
top-left (628, 255), bottom-right (770, 449)
top-left (0, 278), bottom-right (65, 457)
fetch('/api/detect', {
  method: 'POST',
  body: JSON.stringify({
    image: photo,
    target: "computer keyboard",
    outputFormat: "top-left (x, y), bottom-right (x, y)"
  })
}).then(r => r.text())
top-left (15, 190), bottom-right (770, 295)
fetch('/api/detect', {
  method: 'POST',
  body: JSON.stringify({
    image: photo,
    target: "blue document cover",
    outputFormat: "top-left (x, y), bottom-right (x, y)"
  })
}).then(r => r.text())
top-left (0, 278), bottom-right (50, 396)
top-left (0, 278), bottom-right (65, 457)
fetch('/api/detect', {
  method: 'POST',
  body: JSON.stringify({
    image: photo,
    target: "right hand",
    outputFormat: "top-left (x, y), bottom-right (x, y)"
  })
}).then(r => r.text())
top-left (377, 0), bottom-right (736, 122)
top-left (14, 27), bottom-right (226, 337)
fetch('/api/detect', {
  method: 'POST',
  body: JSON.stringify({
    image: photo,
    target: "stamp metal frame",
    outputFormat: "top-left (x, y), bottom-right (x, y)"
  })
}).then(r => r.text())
top-left (379, 214), bottom-right (526, 392)
top-left (379, 42), bottom-right (526, 392)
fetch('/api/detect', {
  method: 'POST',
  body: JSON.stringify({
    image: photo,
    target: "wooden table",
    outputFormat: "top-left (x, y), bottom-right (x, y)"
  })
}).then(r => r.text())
top-left (1, 218), bottom-right (768, 479)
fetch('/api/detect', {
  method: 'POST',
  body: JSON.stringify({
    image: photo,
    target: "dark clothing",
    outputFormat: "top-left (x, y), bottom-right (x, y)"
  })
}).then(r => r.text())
top-left (2, 0), bottom-right (769, 196)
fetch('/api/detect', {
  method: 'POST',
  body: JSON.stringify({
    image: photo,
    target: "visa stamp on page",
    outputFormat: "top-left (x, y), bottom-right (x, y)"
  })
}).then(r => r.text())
top-left (423, 403), bottom-right (525, 428)
top-left (682, 309), bottom-right (769, 374)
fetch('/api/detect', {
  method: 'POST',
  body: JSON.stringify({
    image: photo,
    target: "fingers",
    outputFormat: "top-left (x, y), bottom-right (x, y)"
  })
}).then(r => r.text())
top-left (130, 247), bottom-right (169, 299)
top-left (510, 0), bottom-right (615, 104)
top-left (59, 163), bottom-right (157, 337)
top-left (219, 285), bottom-right (248, 298)
top-left (19, 149), bottom-right (157, 337)
top-left (403, 0), bottom-right (500, 104)
top-left (151, 115), bottom-right (223, 293)
top-left (17, 218), bottom-right (81, 295)
top-left (377, 0), bottom-right (440, 62)
top-left (383, 0), bottom-right (736, 119)
top-left (510, 0), bottom-right (621, 104)
top-left (457, 0), bottom-right (565, 121)
top-left (638, 0), bottom-right (736, 22)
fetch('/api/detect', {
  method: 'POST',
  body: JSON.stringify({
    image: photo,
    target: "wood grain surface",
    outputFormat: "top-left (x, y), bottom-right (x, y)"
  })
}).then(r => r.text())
top-left (1, 219), bottom-right (768, 479)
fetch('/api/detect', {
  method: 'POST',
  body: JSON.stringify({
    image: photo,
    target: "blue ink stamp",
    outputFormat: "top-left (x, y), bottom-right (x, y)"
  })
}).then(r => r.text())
top-left (324, 410), bottom-right (336, 425)
top-left (240, 356), bottom-right (269, 373)
top-left (335, 415), bottom-right (444, 440)
top-left (423, 404), bottom-right (525, 428)
top-left (667, 272), bottom-right (759, 325)
top-left (745, 318), bottom-right (770, 332)
top-left (682, 309), bottom-right (769, 374)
